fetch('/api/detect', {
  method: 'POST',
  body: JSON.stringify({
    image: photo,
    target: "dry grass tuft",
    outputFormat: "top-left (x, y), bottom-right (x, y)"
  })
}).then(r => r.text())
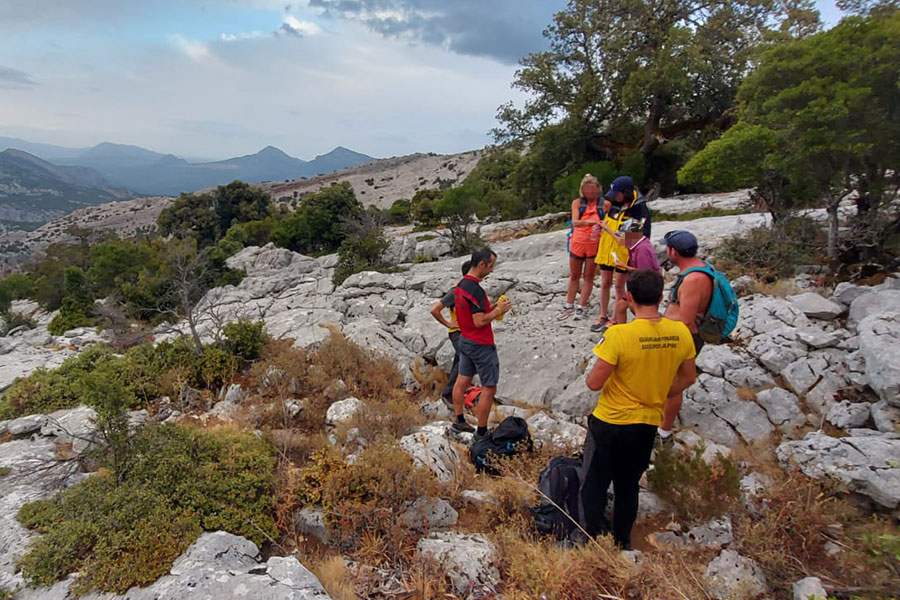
top-left (312, 555), bottom-right (356, 600)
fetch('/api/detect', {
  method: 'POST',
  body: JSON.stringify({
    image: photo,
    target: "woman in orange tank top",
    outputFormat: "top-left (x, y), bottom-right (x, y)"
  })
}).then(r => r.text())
top-left (558, 174), bottom-right (604, 321)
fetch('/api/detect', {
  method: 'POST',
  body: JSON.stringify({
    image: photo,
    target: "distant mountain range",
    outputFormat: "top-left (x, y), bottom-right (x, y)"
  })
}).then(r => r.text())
top-left (0, 137), bottom-right (377, 196)
top-left (0, 149), bottom-right (132, 227)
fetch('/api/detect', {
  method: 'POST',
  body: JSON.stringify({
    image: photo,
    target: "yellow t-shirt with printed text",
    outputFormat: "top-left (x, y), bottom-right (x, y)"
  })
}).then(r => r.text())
top-left (591, 317), bottom-right (696, 426)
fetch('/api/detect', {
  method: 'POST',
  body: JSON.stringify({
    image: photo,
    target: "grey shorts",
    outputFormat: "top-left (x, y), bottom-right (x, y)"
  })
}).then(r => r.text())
top-left (458, 337), bottom-right (500, 387)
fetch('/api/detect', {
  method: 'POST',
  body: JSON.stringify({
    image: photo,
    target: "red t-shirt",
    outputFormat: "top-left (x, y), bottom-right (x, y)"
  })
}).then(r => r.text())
top-left (454, 275), bottom-right (494, 345)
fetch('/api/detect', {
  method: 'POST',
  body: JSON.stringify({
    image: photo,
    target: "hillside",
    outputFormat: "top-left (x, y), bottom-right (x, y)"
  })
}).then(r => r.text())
top-left (262, 148), bottom-right (486, 209)
top-left (0, 149), bottom-right (133, 227)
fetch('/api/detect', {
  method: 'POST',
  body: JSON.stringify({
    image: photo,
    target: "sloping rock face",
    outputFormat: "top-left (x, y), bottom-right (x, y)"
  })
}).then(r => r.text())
top-left (0, 408), bottom-right (94, 592)
top-left (145, 212), bottom-right (900, 508)
top-left (122, 532), bottom-right (331, 600)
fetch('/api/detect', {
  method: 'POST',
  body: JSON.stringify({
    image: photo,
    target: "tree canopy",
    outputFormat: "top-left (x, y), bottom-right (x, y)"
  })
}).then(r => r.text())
top-left (679, 10), bottom-right (900, 256)
top-left (494, 0), bottom-right (820, 158)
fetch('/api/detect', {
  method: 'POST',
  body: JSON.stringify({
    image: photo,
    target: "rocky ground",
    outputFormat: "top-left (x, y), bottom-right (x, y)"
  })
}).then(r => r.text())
top-left (1, 193), bottom-right (898, 599)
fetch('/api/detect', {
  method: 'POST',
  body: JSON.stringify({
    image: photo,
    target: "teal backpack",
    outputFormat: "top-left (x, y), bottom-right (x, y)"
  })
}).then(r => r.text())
top-left (670, 262), bottom-right (739, 343)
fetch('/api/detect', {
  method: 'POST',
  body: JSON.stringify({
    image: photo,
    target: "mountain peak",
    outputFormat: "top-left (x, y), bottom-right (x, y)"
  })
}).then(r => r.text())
top-left (257, 145), bottom-right (291, 158)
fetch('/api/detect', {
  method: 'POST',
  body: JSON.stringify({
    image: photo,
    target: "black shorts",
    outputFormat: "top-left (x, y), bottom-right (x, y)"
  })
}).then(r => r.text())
top-left (598, 264), bottom-right (628, 274)
top-left (692, 332), bottom-right (705, 355)
top-left (458, 337), bottom-right (500, 387)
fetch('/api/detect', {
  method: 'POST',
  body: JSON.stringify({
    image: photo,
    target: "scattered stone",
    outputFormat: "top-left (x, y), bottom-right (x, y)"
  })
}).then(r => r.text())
top-left (496, 404), bottom-right (531, 420)
top-left (684, 516), bottom-right (734, 550)
top-left (826, 400), bottom-right (871, 430)
top-left (638, 489), bottom-right (670, 519)
top-left (399, 426), bottom-right (461, 483)
top-left (871, 400), bottom-right (900, 433)
top-left (788, 293), bottom-right (844, 320)
top-left (417, 532), bottom-right (500, 597)
top-left (847, 289), bottom-right (900, 332)
top-left (526, 411), bottom-right (586, 450)
top-left (6, 414), bottom-right (46, 436)
top-left (620, 549), bottom-right (643, 565)
top-left (831, 282), bottom-right (869, 307)
top-left (420, 398), bottom-right (453, 419)
top-left (793, 576), bottom-right (828, 600)
top-left (777, 431), bottom-right (900, 508)
top-left (284, 399), bottom-right (305, 419)
top-left (696, 345), bottom-right (752, 378)
top-left (797, 326), bottom-right (844, 349)
top-left (858, 314), bottom-right (900, 407)
top-left (460, 490), bottom-right (495, 506)
top-left (223, 383), bottom-right (246, 404)
top-left (755, 388), bottom-right (805, 434)
top-left (399, 497), bottom-right (458, 530)
top-left (325, 397), bottom-right (363, 431)
top-left (294, 508), bottom-right (334, 545)
top-left (705, 549), bottom-right (768, 600)
top-left (123, 531), bottom-right (331, 599)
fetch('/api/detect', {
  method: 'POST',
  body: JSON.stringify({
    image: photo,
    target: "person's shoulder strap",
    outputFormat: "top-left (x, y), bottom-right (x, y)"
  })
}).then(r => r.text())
top-left (671, 264), bottom-right (714, 300)
top-left (578, 196), bottom-right (588, 218)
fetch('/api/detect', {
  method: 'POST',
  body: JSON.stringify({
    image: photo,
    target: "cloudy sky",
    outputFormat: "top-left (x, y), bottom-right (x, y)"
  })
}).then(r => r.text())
top-left (0, 0), bottom-right (845, 161)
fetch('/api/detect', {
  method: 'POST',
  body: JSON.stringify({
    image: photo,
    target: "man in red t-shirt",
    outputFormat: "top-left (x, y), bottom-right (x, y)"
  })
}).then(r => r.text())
top-left (451, 247), bottom-right (512, 438)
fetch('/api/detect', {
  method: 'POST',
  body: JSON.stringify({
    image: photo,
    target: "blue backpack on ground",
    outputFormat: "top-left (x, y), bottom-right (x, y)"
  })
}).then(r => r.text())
top-left (671, 261), bottom-right (739, 344)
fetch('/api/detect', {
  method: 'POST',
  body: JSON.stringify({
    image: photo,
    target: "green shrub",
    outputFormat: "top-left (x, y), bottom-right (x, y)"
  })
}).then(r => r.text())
top-left (0, 338), bottom-right (238, 419)
top-left (3, 311), bottom-right (37, 331)
top-left (17, 424), bottom-right (276, 594)
top-left (647, 445), bottom-right (742, 521)
top-left (0, 346), bottom-right (122, 419)
top-left (333, 226), bottom-right (390, 286)
top-left (47, 267), bottom-right (94, 335)
top-left (715, 215), bottom-right (826, 281)
top-left (0, 466), bottom-right (10, 477)
top-left (223, 320), bottom-right (267, 360)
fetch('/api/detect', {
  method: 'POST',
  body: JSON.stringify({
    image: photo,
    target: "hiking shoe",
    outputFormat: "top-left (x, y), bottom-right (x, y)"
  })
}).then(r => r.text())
top-left (590, 317), bottom-right (612, 333)
top-left (556, 305), bottom-right (575, 321)
top-left (471, 429), bottom-right (488, 445)
top-left (573, 306), bottom-right (586, 321)
top-left (451, 420), bottom-right (475, 434)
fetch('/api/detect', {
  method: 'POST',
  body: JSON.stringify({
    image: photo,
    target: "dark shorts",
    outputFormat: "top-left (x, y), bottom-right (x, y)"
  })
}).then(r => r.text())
top-left (692, 332), bottom-right (705, 355)
top-left (599, 264), bottom-right (628, 274)
top-left (458, 337), bottom-right (500, 387)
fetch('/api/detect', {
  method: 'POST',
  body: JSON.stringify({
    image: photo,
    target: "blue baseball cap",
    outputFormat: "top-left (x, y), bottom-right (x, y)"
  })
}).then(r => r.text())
top-left (605, 176), bottom-right (634, 200)
top-left (662, 230), bottom-right (699, 255)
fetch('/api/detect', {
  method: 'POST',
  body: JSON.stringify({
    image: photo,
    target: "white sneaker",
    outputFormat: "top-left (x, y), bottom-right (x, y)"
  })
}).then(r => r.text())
top-left (573, 306), bottom-right (586, 321)
top-left (556, 305), bottom-right (575, 321)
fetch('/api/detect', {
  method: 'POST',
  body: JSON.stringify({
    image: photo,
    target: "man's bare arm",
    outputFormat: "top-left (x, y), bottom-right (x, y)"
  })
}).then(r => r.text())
top-left (472, 298), bottom-right (512, 328)
top-left (586, 359), bottom-right (615, 391)
top-left (429, 301), bottom-right (452, 329)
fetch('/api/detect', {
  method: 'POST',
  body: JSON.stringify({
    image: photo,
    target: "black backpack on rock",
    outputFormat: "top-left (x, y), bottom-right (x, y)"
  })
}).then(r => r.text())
top-left (469, 416), bottom-right (533, 475)
top-left (530, 455), bottom-right (583, 540)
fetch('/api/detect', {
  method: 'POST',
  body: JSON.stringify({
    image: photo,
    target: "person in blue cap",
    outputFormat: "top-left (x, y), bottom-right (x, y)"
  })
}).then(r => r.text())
top-left (659, 229), bottom-right (713, 445)
top-left (591, 176), bottom-right (653, 333)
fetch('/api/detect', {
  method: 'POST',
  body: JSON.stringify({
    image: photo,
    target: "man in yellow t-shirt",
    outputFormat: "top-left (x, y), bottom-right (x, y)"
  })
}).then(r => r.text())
top-left (579, 269), bottom-right (697, 550)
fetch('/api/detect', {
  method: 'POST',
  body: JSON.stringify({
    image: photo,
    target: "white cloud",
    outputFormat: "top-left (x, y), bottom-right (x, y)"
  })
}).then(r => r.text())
top-left (221, 31), bottom-right (267, 41)
top-left (170, 35), bottom-right (215, 63)
top-left (281, 15), bottom-right (323, 36)
top-left (0, 9), bottom-right (529, 160)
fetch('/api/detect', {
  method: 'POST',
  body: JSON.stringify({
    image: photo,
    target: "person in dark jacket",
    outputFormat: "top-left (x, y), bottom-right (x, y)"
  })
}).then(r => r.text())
top-left (591, 176), bottom-right (652, 333)
top-left (430, 260), bottom-right (472, 408)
